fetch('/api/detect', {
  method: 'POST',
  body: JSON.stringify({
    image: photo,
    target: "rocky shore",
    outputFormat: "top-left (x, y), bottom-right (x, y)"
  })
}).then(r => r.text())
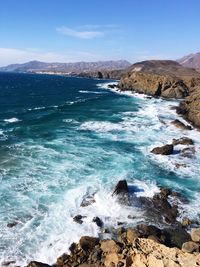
top-left (23, 60), bottom-right (200, 267)
top-left (26, 181), bottom-right (200, 267)
top-left (119, 60), bottom-right (200, 127)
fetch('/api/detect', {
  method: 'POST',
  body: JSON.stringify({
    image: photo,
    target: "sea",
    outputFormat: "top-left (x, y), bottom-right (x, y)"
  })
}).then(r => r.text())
top-left (0, 72), bottom-right (200, 266)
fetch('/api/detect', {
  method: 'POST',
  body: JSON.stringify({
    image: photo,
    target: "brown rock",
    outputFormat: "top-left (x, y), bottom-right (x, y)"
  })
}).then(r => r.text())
top-left (172, 137), bottom-right (194, 146)
top-left (182, 217), bottom-right (191, 227)
top-left (104, 253), bottom-right (120, 267)
top-left (79, 236), bottom-right (99, 251)
top-left (126, 228), bottom-right (140, 243)
top-left (119, 60), bottom-right (196, 99)
top-left (180, 146), bottom-right (196, 158)
top-left (151, 144), bottom-right (174, 155)
top-left (171, 119), bottom-right (192, 130)
top-left (178, 88), bottom-right (200, 128)
top-left (27, 262), bottom-right (51, 267)
top-left (100, 240), bottom-right (121, 253)
top-left (191, 228), bottom-right (200, 242)
top-left (182, 241), bottom-right (199, 253)
top-left (175, 163), bottom-right (187, 169)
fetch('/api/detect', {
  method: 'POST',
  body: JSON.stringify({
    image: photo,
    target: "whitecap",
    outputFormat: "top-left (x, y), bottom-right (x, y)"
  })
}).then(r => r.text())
top-left (28, 106), bottom-right (46, 111)
top-left (4, 118), bottom-right (20, 123)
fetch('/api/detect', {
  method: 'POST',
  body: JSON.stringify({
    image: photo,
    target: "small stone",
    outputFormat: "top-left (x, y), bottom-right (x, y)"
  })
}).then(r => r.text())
top-left (191, 228), bottom-right (200, 242)
top-left (182, 241), bottom-right (199, 253)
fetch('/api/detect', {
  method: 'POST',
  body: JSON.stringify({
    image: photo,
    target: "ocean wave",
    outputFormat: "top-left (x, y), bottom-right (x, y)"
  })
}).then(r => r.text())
top-left (79, 90), bottom-right (104, 94)
top-left (4, 117), bottom-right (21, 123)
top-left (28, 106), bottom-right (46, 111)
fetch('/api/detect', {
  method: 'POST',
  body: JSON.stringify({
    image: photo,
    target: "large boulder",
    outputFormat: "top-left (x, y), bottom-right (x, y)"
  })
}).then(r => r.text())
top-left (79, 236), bottom-right (99, 251)
top-left (191, 228), bottom-right (200, 242)
top-left (151, 144), bottom-right (174, 155)
top-left (182, 241), bottom-right (199, 253)
top-left (112, 180), bottom-right (129, 196)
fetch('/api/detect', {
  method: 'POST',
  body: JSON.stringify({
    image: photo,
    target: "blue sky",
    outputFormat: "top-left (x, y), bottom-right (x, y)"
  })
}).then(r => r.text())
top-left (0, 0), bottom-right (199, 66)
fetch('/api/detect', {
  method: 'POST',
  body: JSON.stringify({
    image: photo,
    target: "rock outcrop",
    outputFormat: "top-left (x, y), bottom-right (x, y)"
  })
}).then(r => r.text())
top-left (177, 87), bottom-right (200, 127)
top-left (151, 144), bottom-right (174, 155)
top-left (31, 227), bottom-right (200, 267)
top-left (119, 60), bottom-right (200, 99)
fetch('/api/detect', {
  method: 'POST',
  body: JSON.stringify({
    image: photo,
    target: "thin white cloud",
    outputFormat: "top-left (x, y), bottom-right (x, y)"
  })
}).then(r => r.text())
top-left (56, 26), bottom-right (104, 39)
top-left (0, 47), bottom-right (107, 66)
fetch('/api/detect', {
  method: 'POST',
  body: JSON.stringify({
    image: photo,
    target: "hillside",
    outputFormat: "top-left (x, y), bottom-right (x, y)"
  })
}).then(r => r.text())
top-left (0, 60), bottom-right (131, 73)
top-left (119, 60), bottom-right (200, 99)
top-left (178, 52), bottom-right (200, 70)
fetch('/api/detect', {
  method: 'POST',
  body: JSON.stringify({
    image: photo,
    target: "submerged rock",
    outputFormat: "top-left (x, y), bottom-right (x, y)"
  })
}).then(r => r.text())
top-left (171, 119), bottom-right (192, 130)
top-left (181, 146), bottom-right (196, 158)
top-left (81, 193), bottom-right (96, 207)
top-left (27, 261), bottom-right (51, 267)
top-left (151, 144), bottom-right (174, 155)
top-left (172, 137), bottom-right (194, 146)
top-left (1, 261), bottom-right (16, 266)
top-left (7, 221), bottom-right (18, 228)
top-left (73, 215), bottom-right (86, 224)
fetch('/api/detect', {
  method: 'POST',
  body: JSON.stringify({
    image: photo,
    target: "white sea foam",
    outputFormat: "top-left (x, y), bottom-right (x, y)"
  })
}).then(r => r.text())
top-left (28, 106), bottom-right (46, 111)
top-left (4, 117), bottom-right (20, 123)
top-left (79, 90), bottom-right (104, 94)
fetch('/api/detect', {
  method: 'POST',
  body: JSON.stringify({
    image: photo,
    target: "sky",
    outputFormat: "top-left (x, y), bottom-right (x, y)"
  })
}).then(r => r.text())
top-left (0, 0), bottom-right (200, 66)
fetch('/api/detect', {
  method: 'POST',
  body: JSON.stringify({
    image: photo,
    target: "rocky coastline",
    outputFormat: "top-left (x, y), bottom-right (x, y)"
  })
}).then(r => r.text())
top-left (19, 60), bottom-right (200, 267)
top-left (26, 181), bottom-right (200, 267)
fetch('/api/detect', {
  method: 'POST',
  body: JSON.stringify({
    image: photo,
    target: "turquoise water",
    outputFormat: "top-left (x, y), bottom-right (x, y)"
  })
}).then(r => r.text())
top-left (0, 73), bottom-right (200, 265)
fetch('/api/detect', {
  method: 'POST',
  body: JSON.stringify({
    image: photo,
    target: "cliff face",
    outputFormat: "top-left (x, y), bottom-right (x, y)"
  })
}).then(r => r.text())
top-left (119, 60), bottom-right (200, 99)
top-left (178, 87), bottom-right (200, 127)
top-left (76, 69), bottom-right (124, 80)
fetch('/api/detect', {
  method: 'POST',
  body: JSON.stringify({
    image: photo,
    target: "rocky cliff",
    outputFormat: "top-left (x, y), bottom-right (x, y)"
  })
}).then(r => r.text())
top-left (119, 60), bottom-right (200, 99)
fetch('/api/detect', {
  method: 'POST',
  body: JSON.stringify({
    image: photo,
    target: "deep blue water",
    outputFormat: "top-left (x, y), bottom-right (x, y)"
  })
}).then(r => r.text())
top-left (0, 72), bottom-right (200, 265)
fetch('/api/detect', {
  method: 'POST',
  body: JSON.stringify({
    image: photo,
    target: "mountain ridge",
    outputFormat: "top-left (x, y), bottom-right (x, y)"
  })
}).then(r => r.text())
top-left (178, 52), bottom-right (200, 70)
top-left (0, 60), bottom-right (131, 73)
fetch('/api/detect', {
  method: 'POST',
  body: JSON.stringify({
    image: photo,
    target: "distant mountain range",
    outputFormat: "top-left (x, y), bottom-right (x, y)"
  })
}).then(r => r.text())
top-left (0, 60), bottom-right (131, 73)
top-left (178, 52), bottom-right (200, 70)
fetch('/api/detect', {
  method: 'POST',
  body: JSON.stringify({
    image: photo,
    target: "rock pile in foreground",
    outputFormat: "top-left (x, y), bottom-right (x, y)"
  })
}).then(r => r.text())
top-left (28, 227), bottom-right (200, 267)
